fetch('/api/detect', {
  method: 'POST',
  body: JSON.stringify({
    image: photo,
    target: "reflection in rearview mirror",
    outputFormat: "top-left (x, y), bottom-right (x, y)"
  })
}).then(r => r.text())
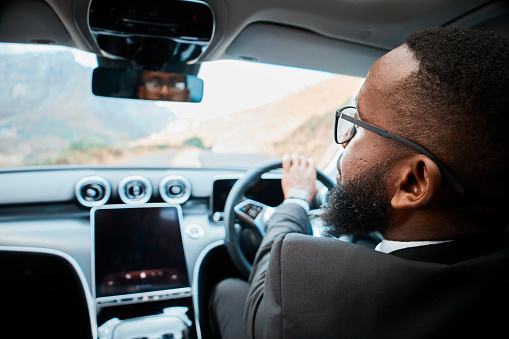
top-left (92, 67), bottom-right (204, 103)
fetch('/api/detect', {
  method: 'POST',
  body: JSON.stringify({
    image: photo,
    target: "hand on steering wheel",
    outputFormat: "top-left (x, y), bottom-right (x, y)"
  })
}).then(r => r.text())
top-left (224, 158), bottom-right (335, 279)
top-left (282, 154), bottom-right (318, 205)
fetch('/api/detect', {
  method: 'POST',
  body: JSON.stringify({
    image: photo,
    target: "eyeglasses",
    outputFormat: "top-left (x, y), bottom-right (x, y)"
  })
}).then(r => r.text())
top-left (335, 106), bottom-right (465, 193)
top-left (143, 77), bottom-right (187, 92)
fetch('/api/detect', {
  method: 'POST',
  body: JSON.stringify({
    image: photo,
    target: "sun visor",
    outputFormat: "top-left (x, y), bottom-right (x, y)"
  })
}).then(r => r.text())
top-left (225, 23), bottom-right (387, 77)
top-left (0, 0), bottom-right (71, 45)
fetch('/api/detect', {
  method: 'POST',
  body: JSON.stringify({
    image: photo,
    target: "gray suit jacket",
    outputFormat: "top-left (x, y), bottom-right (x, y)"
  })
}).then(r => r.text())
top-left (244, 203), bottom-right (509, 338)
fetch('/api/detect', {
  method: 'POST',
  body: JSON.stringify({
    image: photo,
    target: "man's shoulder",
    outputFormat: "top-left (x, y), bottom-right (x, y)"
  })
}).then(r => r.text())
top-left (264, 233), bottom-right (509, 338)
top-left (273, 233), bottom-right (393, 278)
top-left (274, 232), bottom-right (509, 274)
top-left (278, 233), bottom-right (381, 260)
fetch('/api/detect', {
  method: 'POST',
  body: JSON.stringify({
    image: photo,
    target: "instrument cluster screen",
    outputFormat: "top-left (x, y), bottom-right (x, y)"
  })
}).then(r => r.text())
top-left (211, 178), bottom-right (284, 215)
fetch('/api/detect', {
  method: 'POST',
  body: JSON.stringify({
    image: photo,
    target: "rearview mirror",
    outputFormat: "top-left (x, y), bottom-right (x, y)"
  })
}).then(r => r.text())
top-left (92, 67), bottom-right (204, 103)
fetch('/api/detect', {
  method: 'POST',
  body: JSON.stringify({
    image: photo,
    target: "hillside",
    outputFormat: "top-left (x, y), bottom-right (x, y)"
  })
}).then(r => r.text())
top-left (131, 75), bottom-right (363, 167)
top-left (0, 48), bottom-right (177, 166)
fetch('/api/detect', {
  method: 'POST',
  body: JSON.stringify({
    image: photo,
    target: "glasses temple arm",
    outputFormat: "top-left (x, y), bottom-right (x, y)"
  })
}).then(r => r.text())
top-left (383, 132), bottom-right (465, 193)
top-left (344, 115), bottom-right (465, 194)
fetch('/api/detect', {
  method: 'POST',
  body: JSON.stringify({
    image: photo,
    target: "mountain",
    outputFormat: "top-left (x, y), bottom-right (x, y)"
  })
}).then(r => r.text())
top-left (0, 47), bottom-right (177, 166)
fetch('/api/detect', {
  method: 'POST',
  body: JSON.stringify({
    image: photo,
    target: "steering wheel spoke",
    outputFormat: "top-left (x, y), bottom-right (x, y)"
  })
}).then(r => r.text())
top-left (234, 199), bottom-right (276, 237)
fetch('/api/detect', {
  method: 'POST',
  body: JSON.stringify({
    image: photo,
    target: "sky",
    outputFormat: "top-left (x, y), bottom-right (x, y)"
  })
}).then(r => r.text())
top-left (159, 60), bottom-right (333, 121)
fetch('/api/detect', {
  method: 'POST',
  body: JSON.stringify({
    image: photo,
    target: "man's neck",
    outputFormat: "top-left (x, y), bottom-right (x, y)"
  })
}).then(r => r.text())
top-left (383, 210), bottom-right (488, 241)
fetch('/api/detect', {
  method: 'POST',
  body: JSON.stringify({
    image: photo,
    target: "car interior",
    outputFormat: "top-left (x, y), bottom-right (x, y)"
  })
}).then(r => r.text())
top-left (1, 0), bottom-right (508, 338)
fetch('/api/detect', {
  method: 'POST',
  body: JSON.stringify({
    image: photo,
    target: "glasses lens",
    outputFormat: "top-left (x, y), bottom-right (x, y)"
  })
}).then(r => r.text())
top-left (145, 78), bottom-right (162, 91)
top-left (336, 107), bottom-right (356, 143)
top-left (172, 81), bottom-right (186, 91)
top-left (145, 78), bottom-right (187, 92)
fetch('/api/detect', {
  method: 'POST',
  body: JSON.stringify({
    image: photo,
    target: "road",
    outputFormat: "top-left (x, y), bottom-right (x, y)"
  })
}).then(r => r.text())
top-left (121, 149), bottom-right (275, 168)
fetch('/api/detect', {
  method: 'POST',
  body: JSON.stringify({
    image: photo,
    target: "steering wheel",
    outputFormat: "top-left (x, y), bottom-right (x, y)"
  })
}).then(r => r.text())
top-left (224, 159), bottom-right (335, 279)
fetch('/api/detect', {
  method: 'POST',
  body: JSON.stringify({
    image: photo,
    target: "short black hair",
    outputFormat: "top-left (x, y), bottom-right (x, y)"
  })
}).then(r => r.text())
top-left (392, 27), bottom-right (509, 225)
top-left (406, 27), bottom-right (509, 117)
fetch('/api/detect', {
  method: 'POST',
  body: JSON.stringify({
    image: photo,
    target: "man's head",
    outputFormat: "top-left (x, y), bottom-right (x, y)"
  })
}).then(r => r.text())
top-left (137, 70), bottom-right (191, 102)
top-left (323, 27), bottom-right (509, 240)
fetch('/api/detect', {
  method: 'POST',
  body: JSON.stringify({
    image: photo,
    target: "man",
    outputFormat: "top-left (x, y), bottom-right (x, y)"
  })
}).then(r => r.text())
top-left (211, 27), bottom-right (509, 338)
top-left (137, 70), bottom-right (191, 102)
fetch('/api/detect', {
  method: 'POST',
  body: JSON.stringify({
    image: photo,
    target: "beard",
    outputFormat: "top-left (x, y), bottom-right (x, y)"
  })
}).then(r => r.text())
top-left (321, 164), bottom-right (393, 237)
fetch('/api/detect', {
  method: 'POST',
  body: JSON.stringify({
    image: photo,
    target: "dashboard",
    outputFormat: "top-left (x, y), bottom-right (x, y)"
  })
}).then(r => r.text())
top-left (0, 166), bottom-right (288, 337)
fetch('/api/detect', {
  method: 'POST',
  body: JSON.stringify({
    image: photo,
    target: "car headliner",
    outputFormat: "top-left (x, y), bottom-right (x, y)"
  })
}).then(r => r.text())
top-left (1, 0), bottom-right (508, 77)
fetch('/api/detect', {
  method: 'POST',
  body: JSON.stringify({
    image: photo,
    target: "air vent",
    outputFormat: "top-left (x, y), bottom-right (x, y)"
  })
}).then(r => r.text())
top-left (75, 176), bottom-right (111, 207)
top-left (118, 176), bottom-right (152, 205)
top-left (159, 175), bottom-right (192, 204)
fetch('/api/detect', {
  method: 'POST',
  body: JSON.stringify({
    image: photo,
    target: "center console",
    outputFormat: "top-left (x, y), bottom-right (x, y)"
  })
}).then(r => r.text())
top-left (91, 204), bottom-right (194, 338)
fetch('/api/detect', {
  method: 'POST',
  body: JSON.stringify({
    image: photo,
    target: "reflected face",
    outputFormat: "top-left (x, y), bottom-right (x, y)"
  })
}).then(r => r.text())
top-left (137, 71), bottom-right (191, 102)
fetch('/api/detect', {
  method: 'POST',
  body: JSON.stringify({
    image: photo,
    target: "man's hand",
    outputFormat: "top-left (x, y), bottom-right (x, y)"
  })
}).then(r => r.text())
top-left (281, 154), bottom-right (318, 205)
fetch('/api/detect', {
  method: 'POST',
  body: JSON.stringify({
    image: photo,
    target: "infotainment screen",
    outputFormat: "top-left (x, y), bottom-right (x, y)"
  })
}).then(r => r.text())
top-left (92, 204), bottom-right (190, 305)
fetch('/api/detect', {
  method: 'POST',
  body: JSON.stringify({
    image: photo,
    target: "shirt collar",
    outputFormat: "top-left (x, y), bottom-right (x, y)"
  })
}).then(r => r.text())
top-left (375, 238), bottom-right (453, 254)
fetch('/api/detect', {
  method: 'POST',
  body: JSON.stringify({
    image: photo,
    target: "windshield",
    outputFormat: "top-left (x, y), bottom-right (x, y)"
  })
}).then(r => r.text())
top-left (0, 43), bottom-right (364, 170)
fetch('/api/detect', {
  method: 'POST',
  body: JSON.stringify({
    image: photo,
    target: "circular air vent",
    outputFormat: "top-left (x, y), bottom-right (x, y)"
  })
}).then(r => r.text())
top-left (159, 175), bottom-right (192, 204)
top-left (118, 176), bottom-right (153, 205)
top-left (75, 176), bottom-right (111, 207)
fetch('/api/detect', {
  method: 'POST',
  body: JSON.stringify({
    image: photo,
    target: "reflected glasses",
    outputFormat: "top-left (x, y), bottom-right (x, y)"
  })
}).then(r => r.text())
top-left (335, 106), bottom-right (464, 193)
top-left (143, 77), bottom-right (187, 92)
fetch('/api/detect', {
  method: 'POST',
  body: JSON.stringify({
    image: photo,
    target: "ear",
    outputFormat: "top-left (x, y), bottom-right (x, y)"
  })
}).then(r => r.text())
top-left (391, 155), bottom-right (442, 209)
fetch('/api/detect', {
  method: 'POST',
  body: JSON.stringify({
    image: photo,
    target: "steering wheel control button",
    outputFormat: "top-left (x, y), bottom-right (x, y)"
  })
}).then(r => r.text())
top-left (241, 204), bottom-right (262, 219)
top-left (159, 175), bottom-right (192, 204)
top-left (234, 199), bottom-right (275, 237)
top-left (119, 176), bottom-right (152, 205)
top-left (185, 224), bottom-right (204, 239)
top-left (75, 176), bottom-right (111, 207)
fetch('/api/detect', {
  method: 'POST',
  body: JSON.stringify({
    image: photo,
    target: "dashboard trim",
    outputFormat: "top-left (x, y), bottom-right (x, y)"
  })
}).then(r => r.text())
top-left (191, 239), bottom-right (225, 339)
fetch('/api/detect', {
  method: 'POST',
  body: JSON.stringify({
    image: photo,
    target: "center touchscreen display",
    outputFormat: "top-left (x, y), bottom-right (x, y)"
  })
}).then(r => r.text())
top-left (92, 204), bottom-right (190, 303)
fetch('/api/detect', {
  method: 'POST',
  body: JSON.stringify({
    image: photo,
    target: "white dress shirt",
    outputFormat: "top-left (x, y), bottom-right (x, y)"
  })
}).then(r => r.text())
top-left (375, 238), bottom-right (453, 253)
